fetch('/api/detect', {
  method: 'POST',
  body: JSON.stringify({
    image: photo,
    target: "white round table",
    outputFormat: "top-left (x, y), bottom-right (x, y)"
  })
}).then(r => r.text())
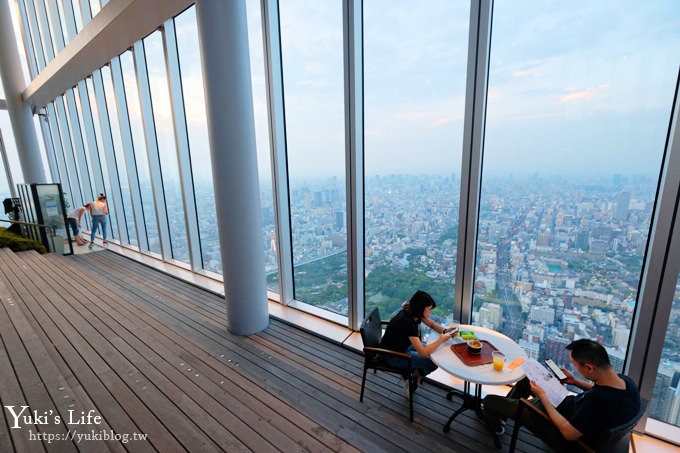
top-left (430, 324), bottom-right (528, 441)
top-left (431, 324), bottom-right (527, 386)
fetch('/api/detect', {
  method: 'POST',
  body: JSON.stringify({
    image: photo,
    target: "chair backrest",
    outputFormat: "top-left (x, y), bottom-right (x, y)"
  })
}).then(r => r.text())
top-left (360, 308), bottom-right (382, 349)
top-left (593, 398), bottom-right (648, 453)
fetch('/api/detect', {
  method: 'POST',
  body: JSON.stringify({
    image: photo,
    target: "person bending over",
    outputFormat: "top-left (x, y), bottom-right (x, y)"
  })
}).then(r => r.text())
top-left (380, 290), bottom-right (455, 396)
top-left (482, 339), bottom-right (640, 449)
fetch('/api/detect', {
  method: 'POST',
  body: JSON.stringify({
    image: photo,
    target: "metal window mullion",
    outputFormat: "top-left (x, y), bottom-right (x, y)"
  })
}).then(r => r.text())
top-left (54, 95), bottom-right (84, 208)
top-left (92, 68), bottom-right (128, 244)
top-left (110, 56), bottom-right (148, 251)
top-left (132, 41), bottom-right (172, 260)
top-left (22, 0), bottom-right (46, 71)
top-left (261, 0), bottom-right (293, 305)
top-left (45, 0), bottom-right (64, 53)
top-left (627, 70), bottom-right (680, 429)
top-left (58, 97), bottom-right (84, 205)
top-left (163, 19), bottom-right (202, 270)
top-left (16, 0), bottom-right (39, 79)
top-left (454, 0), bottom-right (493, 324)
top-left (34, 0), bottom-right (55, 61)
top-left (76, 80), bottom-right (105, 198)
top-left (64, 89), bottom-right (94, 203)
top-left (38, 112), bottom-right (59, 182)
top-left (343, 0), bottom-right (364, 330)
top-left (60, 0), bottom-right (79, 41)
top-left (78, 0), bottom-right (93, 23)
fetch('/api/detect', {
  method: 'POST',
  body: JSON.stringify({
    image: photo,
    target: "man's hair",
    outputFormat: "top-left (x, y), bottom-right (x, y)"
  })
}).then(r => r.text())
top-left (566, 339), bottom-right (611, 369)
top-left (405, 290), bottom-right (436, 320)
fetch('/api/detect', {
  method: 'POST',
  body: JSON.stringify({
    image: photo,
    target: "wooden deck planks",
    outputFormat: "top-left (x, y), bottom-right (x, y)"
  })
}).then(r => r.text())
top-left (0, 247), bottom-right (550, 453)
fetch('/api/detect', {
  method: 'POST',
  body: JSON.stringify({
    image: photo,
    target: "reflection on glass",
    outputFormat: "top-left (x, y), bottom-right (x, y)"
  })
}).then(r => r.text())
top-left (650, 278), bottom-right (680, 427)
top-left (280, 0), bottom-right (347, 315)
top-left (86, 75), bottom-right (117, 241)
top-left (101, 64), bottom-right (137, 245)
top-left (144, 31), bottom-right (189, 263)
top-left (363, 0), bottom-right (468, 321)
top-left (245, 1), bottom-right (277, 292)
top-left (473, 1), bottom-right (679, 375)
top-left (120, 51), bottom-right (161, 254)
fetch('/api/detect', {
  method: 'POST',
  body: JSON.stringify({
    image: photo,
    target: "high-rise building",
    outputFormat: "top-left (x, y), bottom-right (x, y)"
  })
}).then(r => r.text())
top-left (615, 191), bottom-right (631, 221)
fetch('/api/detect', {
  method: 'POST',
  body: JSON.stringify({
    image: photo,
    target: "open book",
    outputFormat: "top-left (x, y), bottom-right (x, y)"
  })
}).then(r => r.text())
top-left (520, 358), bottom-right (569, 406)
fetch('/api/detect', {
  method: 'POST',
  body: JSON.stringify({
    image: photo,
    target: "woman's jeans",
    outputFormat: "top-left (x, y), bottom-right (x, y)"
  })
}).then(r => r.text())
top-left (91, 215), bottom-right (107, 242)
top-left (67, 218), bottom-right (79, 237)
top-left (385, 345), bottom-right (438, 377)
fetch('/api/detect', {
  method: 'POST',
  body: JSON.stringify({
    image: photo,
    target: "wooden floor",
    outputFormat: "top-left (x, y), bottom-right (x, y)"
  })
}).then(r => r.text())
top-left (0, 247), bottom-right (550, 452)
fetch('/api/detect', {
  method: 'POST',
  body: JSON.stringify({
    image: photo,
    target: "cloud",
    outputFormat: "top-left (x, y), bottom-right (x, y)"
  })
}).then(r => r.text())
top-left (559, 84), bottom-right (610, 103)
top-left (432, 115), bottom-right (462, 127)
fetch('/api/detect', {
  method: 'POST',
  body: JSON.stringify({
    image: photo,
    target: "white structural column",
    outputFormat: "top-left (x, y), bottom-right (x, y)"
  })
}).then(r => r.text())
top-left (195, 0), bottom-right (268, 335)
top-left (0, 0), bottom-right (46, 183)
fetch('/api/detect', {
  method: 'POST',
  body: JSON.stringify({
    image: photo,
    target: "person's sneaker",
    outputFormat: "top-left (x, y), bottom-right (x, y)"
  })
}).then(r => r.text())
top-left (88, 242), bottom-right (94, 249)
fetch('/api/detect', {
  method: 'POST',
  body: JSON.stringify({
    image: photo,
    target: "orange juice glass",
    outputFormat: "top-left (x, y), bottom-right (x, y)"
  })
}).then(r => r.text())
top-left (492, 351), bottom-right (506, 371)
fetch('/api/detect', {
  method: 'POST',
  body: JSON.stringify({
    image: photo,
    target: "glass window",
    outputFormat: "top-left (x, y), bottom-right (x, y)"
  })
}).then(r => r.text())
top-left (143, 30), bottom-right (189, 263)
top-left (120, 51), bottom-right (161, 254)
top-left (174, 7), bottom-right (218, 273)
top-left (245, 1), bottom-right (277, 292)
top-left (363, 0), bottom-right (469, 322)
top-left (279, 0), bottom-right (347, 316)
top-left (101, 64), bottom-right (137, 246)
top-left (0, 111), bottom-right (24, 185)
top-left (86, 75), bottom-right (118, 240)
top-left (89, 0), bottom-right (101, 17)
top-left (473, 0), bottom-right (680, 371)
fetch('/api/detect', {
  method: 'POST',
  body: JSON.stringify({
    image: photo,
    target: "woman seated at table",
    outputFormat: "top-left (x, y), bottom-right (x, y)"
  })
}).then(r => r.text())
top-left (380, 290), bottom-right (454, 393)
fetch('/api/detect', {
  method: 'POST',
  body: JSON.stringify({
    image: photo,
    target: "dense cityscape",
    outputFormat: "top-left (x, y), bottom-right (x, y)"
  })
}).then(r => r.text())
top-left (58, 172), bottom-right (680, 427)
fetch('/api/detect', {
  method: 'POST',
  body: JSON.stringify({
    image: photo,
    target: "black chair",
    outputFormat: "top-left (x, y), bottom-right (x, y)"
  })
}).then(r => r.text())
top-left (359, 307), bottom-right (417, 421)
top-left (509, 397), bottom-right (648, 453)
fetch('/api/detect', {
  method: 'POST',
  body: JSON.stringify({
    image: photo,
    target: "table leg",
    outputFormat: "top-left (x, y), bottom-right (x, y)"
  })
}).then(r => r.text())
top-left (443, 383), bottom-right (502, 449)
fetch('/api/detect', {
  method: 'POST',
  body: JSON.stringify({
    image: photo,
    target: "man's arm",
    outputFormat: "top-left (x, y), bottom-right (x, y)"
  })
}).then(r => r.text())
top-left (530, 380), bottom-right (584, 441)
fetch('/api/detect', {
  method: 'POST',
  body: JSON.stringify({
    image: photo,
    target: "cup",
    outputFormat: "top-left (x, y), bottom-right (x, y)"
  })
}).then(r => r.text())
top-left (492, 351), bottom-right (506, 371)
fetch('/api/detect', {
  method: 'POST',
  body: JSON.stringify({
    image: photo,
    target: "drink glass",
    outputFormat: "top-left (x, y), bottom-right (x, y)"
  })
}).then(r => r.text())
top-left (492, 351), bottom-right (506, 371)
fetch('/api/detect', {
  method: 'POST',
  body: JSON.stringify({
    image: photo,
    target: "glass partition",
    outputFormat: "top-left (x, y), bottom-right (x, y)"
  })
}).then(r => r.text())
top-left (279, 0), bottom-right (348, 316)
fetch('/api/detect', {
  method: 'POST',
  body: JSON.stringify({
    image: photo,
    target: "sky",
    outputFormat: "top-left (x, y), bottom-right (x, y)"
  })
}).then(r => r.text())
top-left (1, 0), bottom-right (680, 190)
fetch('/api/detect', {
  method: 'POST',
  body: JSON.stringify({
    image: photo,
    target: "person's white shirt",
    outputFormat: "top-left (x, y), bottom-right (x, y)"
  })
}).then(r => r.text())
top-left (67, 206), bottom-right (87, 221)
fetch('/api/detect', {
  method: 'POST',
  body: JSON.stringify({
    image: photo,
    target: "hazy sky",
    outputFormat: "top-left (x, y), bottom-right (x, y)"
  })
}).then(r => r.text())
top-left (2, 0), bottom-right (680, 192)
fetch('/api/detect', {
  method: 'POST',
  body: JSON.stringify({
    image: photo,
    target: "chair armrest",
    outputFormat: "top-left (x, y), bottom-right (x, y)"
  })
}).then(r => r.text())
top-left (518, 399), bottom-right (594, 453)
top-left (363, 346), bottom-right (411, 360)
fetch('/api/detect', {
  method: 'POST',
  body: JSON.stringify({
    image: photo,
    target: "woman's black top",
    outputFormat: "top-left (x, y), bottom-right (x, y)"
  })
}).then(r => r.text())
top-left (380, 309), bottom-right (420, 353)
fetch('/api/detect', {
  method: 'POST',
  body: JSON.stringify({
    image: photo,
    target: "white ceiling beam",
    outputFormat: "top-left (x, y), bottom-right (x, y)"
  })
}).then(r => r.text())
top-left (23, 0), bottom-right (192, 110)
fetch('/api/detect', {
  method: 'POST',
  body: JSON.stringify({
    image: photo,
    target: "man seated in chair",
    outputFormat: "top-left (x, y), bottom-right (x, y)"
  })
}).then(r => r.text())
top-left (482, 339), bottom-right (641, 449)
